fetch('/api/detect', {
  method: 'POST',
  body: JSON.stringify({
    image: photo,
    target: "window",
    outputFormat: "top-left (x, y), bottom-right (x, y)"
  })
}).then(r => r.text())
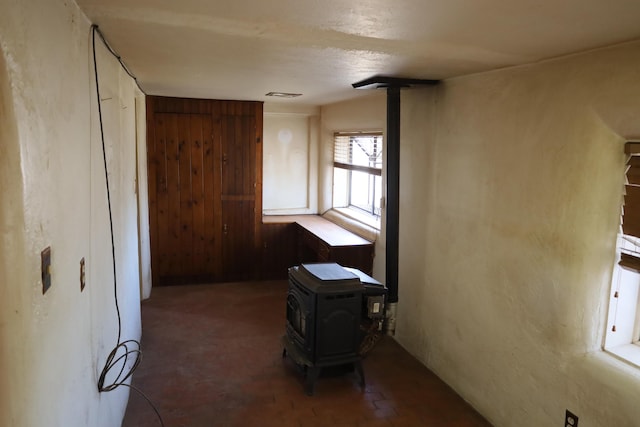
top-left (605, 141), bottom-right (640, 366)
top-left (332, 132), bottom-right (383, 226)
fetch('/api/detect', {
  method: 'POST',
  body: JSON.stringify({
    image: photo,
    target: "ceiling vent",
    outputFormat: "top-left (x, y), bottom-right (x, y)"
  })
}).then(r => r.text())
top-left (265, 92), bottom-right (302, 98)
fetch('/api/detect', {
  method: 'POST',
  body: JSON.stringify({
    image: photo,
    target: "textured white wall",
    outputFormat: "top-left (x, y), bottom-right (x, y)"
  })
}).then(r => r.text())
top-left (262, 103), bottom-right (319, 215)
top-left (395, 41), bottom-right (640, 427)
top-left (136, 96), bottom-right (153, 299)
top-left (0, 30), bottom-right (30, 427)
top-left (320, 91), bottom-right (386, 281)
top-left (0, 0), bottom-right (143, 425)
top-left (264, 114), bottom-right (313, 212)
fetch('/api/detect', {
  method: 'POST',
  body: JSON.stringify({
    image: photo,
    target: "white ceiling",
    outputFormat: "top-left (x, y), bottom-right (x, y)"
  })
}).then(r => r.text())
top-left (77, 0), bottom-right (640, 107)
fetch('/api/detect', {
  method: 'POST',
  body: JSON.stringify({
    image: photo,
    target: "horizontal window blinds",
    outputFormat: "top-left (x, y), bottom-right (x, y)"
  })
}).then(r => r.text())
top-left (620, 142), bottom-right (640, 271)
top-left (334, 132), bottom-right (383, 176)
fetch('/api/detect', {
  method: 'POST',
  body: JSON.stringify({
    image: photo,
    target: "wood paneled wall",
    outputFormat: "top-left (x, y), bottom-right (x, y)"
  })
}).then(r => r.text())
top-left (261, 222), bottom-right (298, 280)
top-left (146, 96), bottom-right (263, 285)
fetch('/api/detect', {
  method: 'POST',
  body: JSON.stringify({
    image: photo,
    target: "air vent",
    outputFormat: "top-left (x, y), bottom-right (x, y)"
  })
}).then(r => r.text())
top-left (265, 92), bottom-right (302, 98)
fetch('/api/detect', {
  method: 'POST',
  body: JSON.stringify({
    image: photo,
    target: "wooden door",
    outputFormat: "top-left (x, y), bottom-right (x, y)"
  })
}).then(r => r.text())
top-left (220, 112), bottom-right (257, 280)
top-left (148, 112), bottom-right (222, 285)
top-left (146, 96), bottom-right (262, 285)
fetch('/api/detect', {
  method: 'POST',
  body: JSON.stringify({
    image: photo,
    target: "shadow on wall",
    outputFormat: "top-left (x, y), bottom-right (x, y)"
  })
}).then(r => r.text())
top-left (0, 45), bottom-right (29, 424)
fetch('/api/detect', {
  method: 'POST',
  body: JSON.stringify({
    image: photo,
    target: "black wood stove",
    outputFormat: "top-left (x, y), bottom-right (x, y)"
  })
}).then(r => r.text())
top-left (282, 262), bottom-right (374, 395)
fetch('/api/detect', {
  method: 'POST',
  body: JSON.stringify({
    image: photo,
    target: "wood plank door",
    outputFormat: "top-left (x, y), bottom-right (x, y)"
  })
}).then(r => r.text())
top-left (220, 110), bottom-right (257, 280)
top-left (148, 112), bottom-right (222, 285)
top-left (147, 96), bottom-right (263, 285)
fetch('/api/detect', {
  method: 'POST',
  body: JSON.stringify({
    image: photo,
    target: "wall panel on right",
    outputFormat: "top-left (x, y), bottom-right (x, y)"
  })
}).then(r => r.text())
top-left (395, 41), bottom-right (640, 427)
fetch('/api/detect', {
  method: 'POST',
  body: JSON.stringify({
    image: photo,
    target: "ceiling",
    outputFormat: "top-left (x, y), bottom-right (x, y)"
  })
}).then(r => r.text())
top-left (77, 0), bottom-right (640, 107)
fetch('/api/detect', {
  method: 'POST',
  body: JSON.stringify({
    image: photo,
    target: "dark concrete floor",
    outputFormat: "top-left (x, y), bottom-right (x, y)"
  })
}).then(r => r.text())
top-left (122, 280), bottom-right (491, 427)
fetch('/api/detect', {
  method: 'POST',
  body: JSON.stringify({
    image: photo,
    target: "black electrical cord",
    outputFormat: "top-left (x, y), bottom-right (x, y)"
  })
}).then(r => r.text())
top-left (93, 25), bottom-right (146, 95)
top-left (91, 24), bottom-right (163, 427)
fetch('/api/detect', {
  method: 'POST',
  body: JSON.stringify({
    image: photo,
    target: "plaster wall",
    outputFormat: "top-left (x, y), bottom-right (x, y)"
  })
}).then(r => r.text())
top-left (0, 32), bottom-right (29, 427)
top-left (320, 91), bottom-right (386, 281)
top-left (136, 95), bottom-right (152, 299)
top-left (0, 0), bottom-right (144, 425)
top-left (263, 103), bottom-right (319, 215)
top-left (395, 41), bottom-right (640, 426)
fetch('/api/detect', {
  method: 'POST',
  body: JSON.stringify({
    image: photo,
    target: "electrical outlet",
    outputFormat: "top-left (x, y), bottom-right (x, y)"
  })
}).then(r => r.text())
top-left (41, 246), bottom-right (51, 294)
top-left (80, 257), bottom-right (86, 292)
top-left (565, 410), bottom-right (578, 427)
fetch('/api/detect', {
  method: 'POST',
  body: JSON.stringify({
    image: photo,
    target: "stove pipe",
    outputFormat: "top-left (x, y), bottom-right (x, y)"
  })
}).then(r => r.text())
top-left (352, 76), bottom-right (439, 336)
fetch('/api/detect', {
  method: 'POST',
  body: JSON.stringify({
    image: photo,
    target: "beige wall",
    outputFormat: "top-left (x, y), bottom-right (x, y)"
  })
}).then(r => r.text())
top-left (136, 96), bottom-right (153, 299)
top-left (320, 91), bottom-right (387, 281)
top-left (263, 103), bottom-right (320, 215)
top-left (0, 30), bottom-right (30, 427)
top-left (396, 41), bottom-right (640, 426)
top-left (0, 0), bottom-right (144, 425)
top-left (6, 2), bottom-right (640, 426)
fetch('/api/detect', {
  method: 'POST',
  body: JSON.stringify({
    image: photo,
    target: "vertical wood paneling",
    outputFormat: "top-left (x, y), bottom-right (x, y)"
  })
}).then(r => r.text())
top-left (221, 114), bottom-right (235, 196)
top-left (254, 103), bottom-right (263, 254)
top-left (190, 114), bottom-right (205, 275)
top-left (165, 114), bottom-right (181, 277)
top-left (178, 115), bottom-right (192, 276)
top-left (233, 115), bottom-right (243, 195)
top-left (154, 113), bottom-right (169, 279)
top-left (261, 222), bottom-right (297, 279)
top-left (222, 200), bottom-right (255, 280)
top-left (146, 96), bottom-right (263, 285)
top-left (211, 102), bottom-right (223, 279)
top-left (146, 98), bottom-right (159, 286)
top-left (202, 113), bottom-right (215, 277)
top-left (243, 115), bottom-right (256, 196)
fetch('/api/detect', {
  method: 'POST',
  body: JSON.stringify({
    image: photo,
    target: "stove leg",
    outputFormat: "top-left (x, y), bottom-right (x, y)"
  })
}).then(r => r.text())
top-left (354, 360), bottom-right (365, 389)
top-left (305, 366), bottom-right (320, 396)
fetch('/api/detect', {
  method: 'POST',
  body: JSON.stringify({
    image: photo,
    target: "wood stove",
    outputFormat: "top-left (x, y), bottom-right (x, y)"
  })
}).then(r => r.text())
top-left (283, 262), bottom-right (365, 395)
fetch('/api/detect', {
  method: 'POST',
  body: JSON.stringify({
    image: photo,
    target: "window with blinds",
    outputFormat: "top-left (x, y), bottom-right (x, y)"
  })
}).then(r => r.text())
top-left (620, 142), bottom-right (640, 271)
top-left (604, 141), bottom-right (640, 360)
top-left (332, 132), bottom-right (383, 221)
top-left (334, 132), bottom-right (383, 175)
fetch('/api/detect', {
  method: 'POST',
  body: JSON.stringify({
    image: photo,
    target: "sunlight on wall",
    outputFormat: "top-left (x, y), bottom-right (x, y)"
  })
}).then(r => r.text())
top-left (395, 41), bottom-right (640, 427)
top-left (0, 1), bottom-right (144, 425)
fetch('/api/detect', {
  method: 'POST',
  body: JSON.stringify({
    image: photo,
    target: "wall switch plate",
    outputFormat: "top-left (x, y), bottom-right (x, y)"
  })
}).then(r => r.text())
top-left (565, 409), bottom-right (578, 427)
top-left (41, 246), bottom-right (51, 294)
top-left (80, 257), bottom-right (86, 292)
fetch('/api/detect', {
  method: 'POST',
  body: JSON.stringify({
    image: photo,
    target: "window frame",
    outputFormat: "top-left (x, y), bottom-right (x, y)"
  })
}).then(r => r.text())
top-left (332, 131), bottom-right (384, 226)
top-left (604, 141), bottom-right (640, 367)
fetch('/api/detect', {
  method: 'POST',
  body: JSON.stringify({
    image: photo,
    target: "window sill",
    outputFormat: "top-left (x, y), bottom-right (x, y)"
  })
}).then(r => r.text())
top-left (322, 209), bottom-right (379, 243)
top-left (333, 207), bottom-right (380, 230)
top-left (605, 343), bottom-right (640, 369)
